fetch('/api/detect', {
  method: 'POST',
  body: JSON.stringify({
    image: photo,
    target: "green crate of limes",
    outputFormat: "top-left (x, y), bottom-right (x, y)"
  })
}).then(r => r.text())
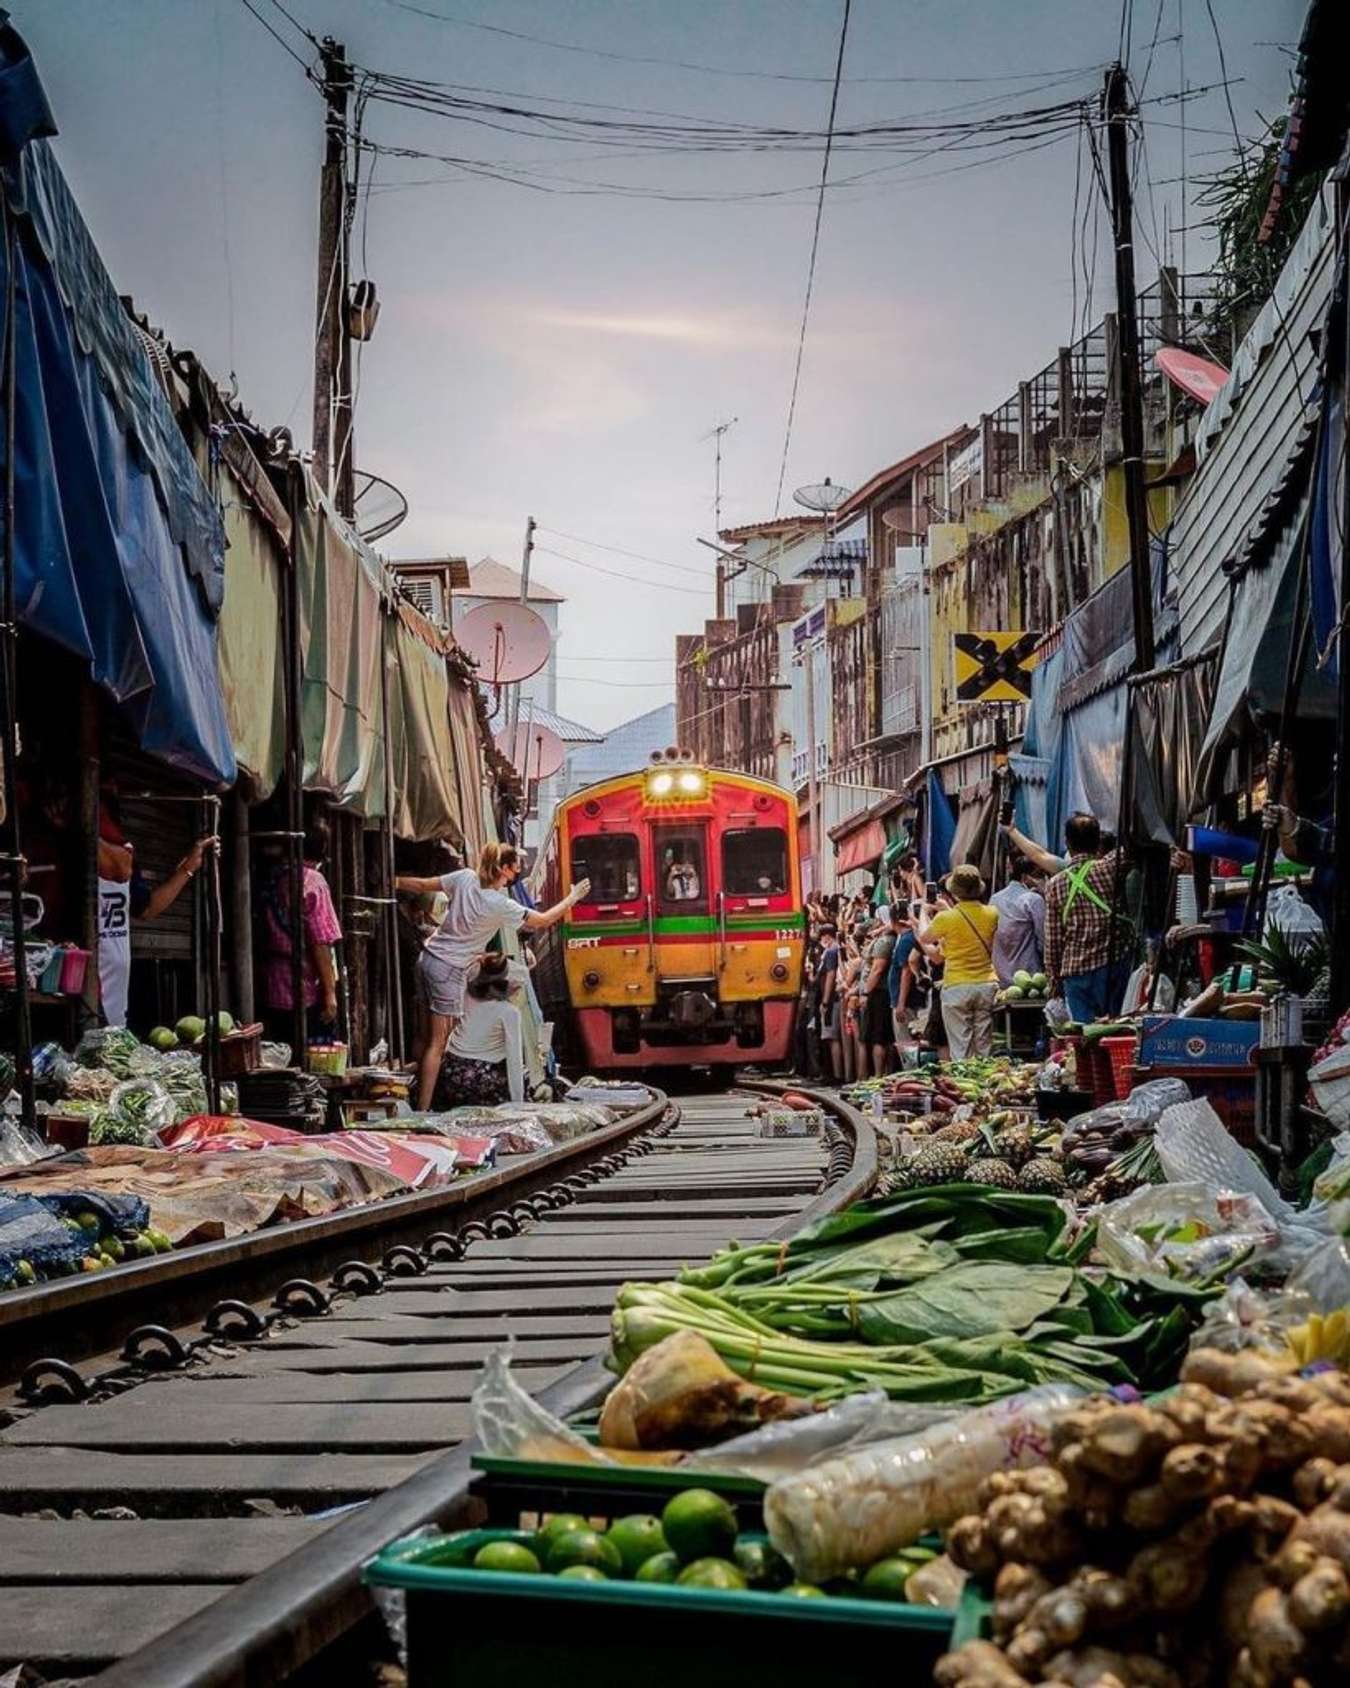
top-left (365, 1485), bottom-right (955, 1688)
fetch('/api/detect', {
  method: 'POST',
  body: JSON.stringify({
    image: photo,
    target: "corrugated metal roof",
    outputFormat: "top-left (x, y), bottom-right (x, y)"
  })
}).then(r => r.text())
top-left (495, 701), bottom-right (602, 744)
top-left (1171, 187), bottom-right (1335, 654)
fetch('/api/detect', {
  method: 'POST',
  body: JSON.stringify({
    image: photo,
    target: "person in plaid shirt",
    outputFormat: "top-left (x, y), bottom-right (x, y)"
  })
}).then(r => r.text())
top-left (1044, 812), bottom-right (1128, 1024)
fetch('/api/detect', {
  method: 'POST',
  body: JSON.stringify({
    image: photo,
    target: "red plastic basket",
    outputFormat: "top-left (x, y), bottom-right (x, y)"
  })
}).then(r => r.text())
top-left (1075, 1042), bottom-right (1114, 1107)
top-left (1134, 1063), bottom-right (1258, 1148)
top-left (1102, 1035), bottom-right (1139, 1102)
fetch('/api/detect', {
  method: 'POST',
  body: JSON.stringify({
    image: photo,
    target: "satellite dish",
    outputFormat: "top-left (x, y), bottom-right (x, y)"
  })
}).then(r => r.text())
top-left (496, 722), bottom-right (566, 783)
top-left (880, 505), bottom-right (920, 538)
top-left (793, 477), bottom-right (853, 515)
top-left (352, 470), bottom-right (409, 543)
top-left (456, 601), bottom-right (552, 686)
top-left (1155, 347), bottom-right (1229, 407)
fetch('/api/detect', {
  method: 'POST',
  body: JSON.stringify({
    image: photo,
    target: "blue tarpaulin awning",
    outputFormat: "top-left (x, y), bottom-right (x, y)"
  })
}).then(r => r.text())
top-left (0, 21), bottom-right (235, 785)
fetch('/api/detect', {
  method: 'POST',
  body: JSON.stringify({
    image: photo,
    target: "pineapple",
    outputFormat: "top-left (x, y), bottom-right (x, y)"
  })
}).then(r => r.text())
top-left (992, 1124), bottom-right (1035, 1169)
top-left (1018, 1156), bottom-right (1068, 1196)
top-left (965, 1157), bottom-right (1020, 1191)
top-left (908, 1143), bottom-right (970, 1187)
top-left (932, 1120), bottom-right (983, 1147)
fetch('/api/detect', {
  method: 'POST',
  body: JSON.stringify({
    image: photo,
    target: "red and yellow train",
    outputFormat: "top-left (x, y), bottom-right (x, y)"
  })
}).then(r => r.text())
top-left (532, 754), bottom-right (805, 1073)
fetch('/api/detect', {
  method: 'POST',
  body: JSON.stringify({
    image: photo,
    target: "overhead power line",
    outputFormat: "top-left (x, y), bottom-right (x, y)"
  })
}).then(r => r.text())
top-left (532, 544), bottom-right (711, 597)
top-left (774, 0), bottom-right (851, 516)
top-left (235, 0), bottom-right (315, 72)
top-left (369, 2), bottom-right (1102, 89)
top-left (536, 525), bottom-right (713, 578)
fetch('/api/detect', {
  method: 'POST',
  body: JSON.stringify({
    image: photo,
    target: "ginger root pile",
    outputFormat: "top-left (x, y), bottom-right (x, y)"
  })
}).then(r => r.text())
top-left (935, 1349), bottom-right (1350, 1688)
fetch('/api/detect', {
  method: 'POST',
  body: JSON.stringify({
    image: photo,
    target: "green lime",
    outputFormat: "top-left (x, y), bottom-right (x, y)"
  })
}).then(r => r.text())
top-left (661, 1489), bottom-right (738, 1565)
top-left (675, 1557), bottom-right (747, 1591)
top-left (781, 1583), bottom-right (828, 1599)
top-left (633, 1551), bottom-right (680, 1585)
top-left (537, 1512), bottom-right (589, 1544)
top-left (76, 1212), bottom-right (100, 1233)
top-left (604, 1514), bottom-right (668, 1577)
top-left (732, 1539), bottom-right (791, 1590)
top-left (472, 1541), bottom-right (541, 1575)
top-left (544, 1528), bottom-right (622, 1578)
top-left (556, 1564), bottom-right (608, 1583)
top-left (860, 1558), bottom-right (916, 1602)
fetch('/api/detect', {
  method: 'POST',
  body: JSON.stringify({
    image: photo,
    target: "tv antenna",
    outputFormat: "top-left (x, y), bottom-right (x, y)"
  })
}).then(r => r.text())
top-left (701, 417), bottom-right (739, 533)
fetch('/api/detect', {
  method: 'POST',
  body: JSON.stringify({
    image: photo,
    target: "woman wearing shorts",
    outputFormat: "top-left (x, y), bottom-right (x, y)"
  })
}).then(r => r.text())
top-left (397, 842), bottom-right (588, 1110)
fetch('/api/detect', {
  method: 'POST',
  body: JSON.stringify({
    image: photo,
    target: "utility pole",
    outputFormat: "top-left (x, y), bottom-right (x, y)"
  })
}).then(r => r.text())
top-left (312, 38), bottom-right (355, 518)
top-left (803, 642), bottom-right (821, 892)
top-left (1104, 63), bottom-right (1156, 673)
top-left (506, 515), bottom-right (536, 744)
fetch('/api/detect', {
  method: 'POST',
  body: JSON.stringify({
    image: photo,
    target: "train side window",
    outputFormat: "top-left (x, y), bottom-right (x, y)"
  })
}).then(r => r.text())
top-left (723, 828), bottom-right (788, 896)
top-left (570, 833), bottom-right (641, 902)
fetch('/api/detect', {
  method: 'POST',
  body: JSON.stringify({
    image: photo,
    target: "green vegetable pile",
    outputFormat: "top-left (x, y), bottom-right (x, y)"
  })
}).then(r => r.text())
top-left (455, 1489), bottom-right (941, 1604)
top-left (610, 1187), bottom-right (1211, 1405)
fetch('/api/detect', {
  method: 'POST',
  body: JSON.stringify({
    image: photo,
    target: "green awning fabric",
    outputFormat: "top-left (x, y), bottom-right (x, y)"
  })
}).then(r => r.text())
top-left (449, 679), bottom-right (489, 857)
top-left (388, 606), bottom-right (461, 843)
top-left (293, 487), bottom-right (385, 817)
top-left (216, 487), bottom-right (286, 798)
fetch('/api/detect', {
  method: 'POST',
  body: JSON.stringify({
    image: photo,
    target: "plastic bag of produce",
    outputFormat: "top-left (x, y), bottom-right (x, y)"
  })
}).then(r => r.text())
top-left (1095, 1181), bottom-right (1281, 1282)
top-left (472, 1345), bottom-right (617, 1466)
top-left (95, 1079), bottom-right (176, 1146)
top-left (64, 1065), bottom-right (120, 1104)
top-left (1186, 1278), bottom-right (1309, 1353)
top-left (689, 1392), bottom-right (964, 1483)
top-left (1122, 1077), bottom-right (1191, 1120)
top-left (31, 1041), bottom-right (72, 1089)
top-left (0, 1118), bottom-right (54, 1168)
top-left (73, 1026), bottom-right (144, 1076)
top-left (1287, 1234), bottom-right (1350, 1312)
top-left (763, 1384), bottom-right (1083, 1584)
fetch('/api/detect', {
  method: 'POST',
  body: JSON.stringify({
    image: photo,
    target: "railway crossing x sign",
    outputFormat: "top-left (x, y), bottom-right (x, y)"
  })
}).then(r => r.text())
top-left (952, 631), bottom-right (1042, 703)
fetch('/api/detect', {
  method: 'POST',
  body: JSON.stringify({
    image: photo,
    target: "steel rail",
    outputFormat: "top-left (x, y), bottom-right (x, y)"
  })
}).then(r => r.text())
top-left (86, 1084), bottom-right (875, 1688)
top-left (2, 1090), bottom-right (673, 1385)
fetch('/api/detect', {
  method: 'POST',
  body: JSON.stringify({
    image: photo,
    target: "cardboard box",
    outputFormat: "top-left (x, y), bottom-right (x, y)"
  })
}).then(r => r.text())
top-left (1138, 1016), bottom-right (1259, 1070)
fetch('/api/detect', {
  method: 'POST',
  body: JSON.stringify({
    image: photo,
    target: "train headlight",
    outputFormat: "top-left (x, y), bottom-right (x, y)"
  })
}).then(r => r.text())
top-left (770, 962), bottom-right (789, 982)
top-left (677, 770), bottom-right (706, 794)
top-left (649, 771), bottom-right (674, 796)
top-left (583, 970), bottom-right (600, 990)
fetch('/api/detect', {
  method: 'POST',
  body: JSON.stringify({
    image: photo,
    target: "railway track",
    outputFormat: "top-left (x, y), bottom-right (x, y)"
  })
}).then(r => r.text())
top-left (0, 1082), bottom-right (876, 1684)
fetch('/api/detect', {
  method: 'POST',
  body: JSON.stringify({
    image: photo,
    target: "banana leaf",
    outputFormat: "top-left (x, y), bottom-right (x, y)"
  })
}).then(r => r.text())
top-left (856, 1261), bottom-right (1077, 1345)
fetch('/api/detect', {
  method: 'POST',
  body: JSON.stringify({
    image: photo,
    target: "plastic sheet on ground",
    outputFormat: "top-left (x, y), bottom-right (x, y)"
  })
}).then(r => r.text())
top-left (0, 1141), bottom-right (409, 1245)
top-left (0, 1192), bottom-right (90, 1280)
top-left (441, 1102), bottom-right (618, 1152)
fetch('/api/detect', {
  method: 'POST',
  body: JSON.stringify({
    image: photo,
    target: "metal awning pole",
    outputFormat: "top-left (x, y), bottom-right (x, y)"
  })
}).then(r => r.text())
top-left (0, 201), bottom-right (33, 1129)
top-left (200, 794), bottom-right (222, 1114)
top-left (378, 606), bottom-right (405, 1062)
top-left (284, 469), bottom-right (307, 1063)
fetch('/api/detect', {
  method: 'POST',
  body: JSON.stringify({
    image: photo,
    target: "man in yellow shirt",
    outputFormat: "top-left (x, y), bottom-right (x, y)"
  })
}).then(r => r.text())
top-left (919, 865), bottom-right (999, 1060)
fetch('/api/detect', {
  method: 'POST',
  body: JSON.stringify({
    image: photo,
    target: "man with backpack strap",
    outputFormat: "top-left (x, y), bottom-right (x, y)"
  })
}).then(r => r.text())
top-left (1044, 812), bottom-right (1128, 1024)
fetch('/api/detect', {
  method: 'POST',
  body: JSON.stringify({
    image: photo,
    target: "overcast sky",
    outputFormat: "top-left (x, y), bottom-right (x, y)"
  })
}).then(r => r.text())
top-left (26, 0), bottom-right (1302, 729)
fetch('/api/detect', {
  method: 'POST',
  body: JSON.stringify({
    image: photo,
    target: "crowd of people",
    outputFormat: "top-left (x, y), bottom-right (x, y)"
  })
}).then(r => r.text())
top-left (794, 817), bottom-right (1132, 1079)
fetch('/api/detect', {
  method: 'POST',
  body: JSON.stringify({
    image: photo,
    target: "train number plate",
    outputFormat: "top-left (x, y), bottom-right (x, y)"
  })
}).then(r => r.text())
top-left (568, 936), bottom-right (602, 950)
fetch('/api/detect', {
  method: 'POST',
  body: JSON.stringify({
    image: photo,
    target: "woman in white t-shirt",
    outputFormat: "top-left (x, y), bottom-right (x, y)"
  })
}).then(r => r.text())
top-left (440, 953), bottom-right (527, 1106)
top-left (396, 842), bottom-right (589, 1110)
